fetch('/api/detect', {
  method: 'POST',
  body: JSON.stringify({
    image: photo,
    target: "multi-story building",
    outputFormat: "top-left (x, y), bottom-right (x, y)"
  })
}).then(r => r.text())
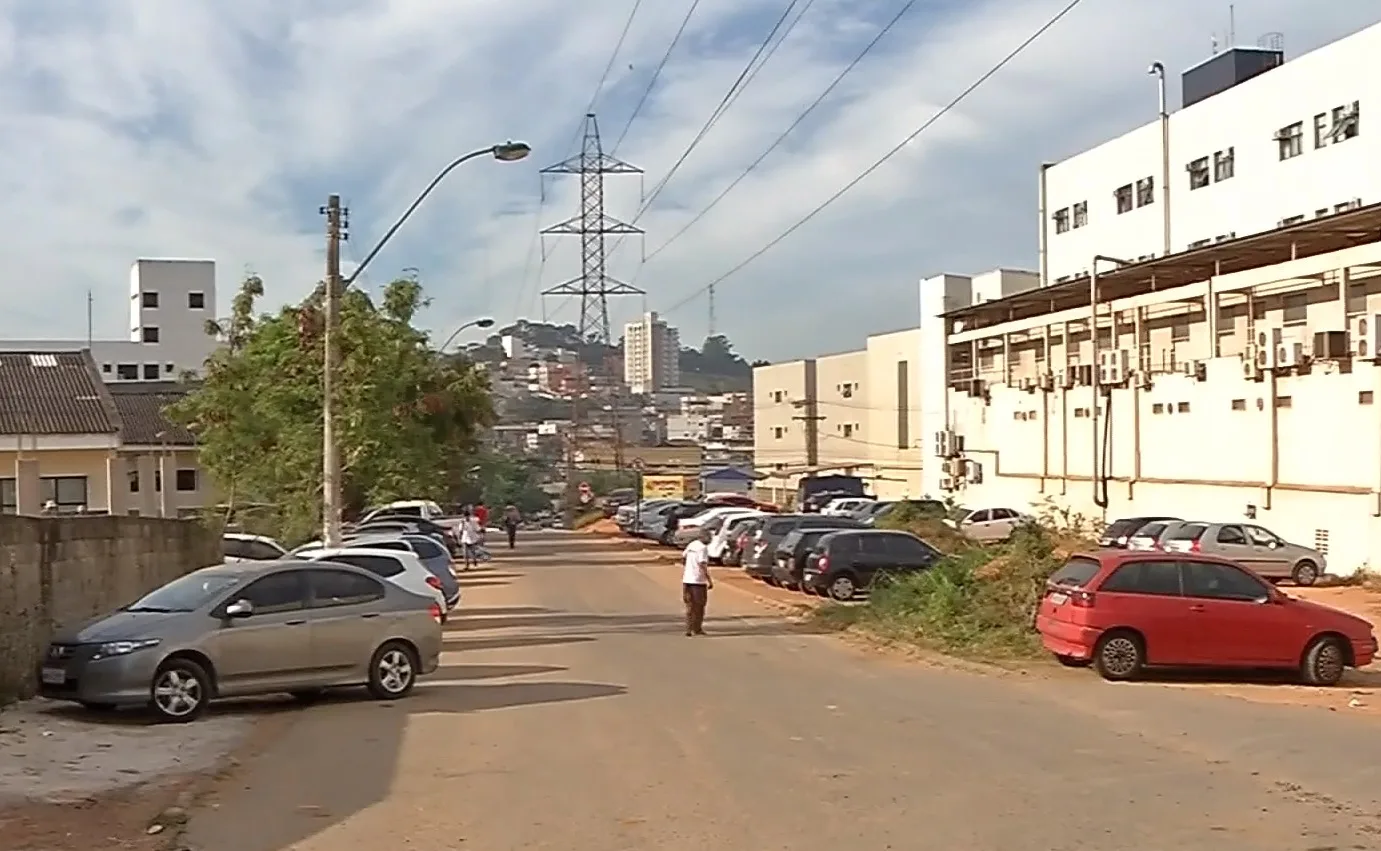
top-left (920, 19), bottom-right (1381, 575)
top-left (1042, 26), bottom-right (1375, 284)
top-left (752, 328), bottom-right (924, 503)
top-left (6, 259), bottom-right (219, 382)
top-left (623, 311), bottom-right (680, 395)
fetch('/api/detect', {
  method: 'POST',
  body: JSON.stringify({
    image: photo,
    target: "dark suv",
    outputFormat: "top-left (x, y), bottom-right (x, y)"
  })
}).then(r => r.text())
top-left (746, 514), bottom-right (864, 581)
top-left (1098, 516), bottom-right (1180, 549)
top-left (802, 529), bottom-right (941, 601)
top-left (772, 528), bottom-right (841, 590)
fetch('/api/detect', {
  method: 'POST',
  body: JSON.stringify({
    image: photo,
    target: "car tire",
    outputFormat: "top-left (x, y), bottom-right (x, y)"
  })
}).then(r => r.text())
top-left (1292, 560), bottom-right (1320, 586)
top-left (1055, 654), bottom-right (1091, 668)
top-left (148, 657), bottom-right (211, 723)
top-left (827, 574), bottom-right (858, 602)
top-left (367, 641), bottom-right (419, 700)
top-left (1092, 630), bottom-right (1144, 681)
top-left (1300, 635), bottom-right (1348, 686)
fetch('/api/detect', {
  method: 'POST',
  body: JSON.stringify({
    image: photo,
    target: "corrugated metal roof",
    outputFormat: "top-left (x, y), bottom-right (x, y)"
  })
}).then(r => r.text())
top-left (105, 381), bottom-right (198, 446)
top-left (0, 350), bottom-right (121, 435)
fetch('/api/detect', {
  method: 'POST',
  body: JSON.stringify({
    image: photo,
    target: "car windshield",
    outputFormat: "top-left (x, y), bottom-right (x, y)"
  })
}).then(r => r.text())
top-left (124, 570), bottom-right (242, 612)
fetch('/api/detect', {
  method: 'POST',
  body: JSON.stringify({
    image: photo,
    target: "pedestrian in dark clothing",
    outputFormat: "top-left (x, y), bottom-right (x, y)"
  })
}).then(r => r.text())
top-left (503, 504), bottom-right (521, 549)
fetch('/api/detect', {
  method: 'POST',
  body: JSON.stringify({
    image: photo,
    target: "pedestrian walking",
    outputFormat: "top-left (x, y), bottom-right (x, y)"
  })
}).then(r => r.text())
top-left (503, 504), bottom-right (521, 549)
top-left (459, 509), bottom-right (482, 570)
top-left (681, 528), bottom-right (713, 636)
top-left (474, 503), bottom-right (490, 532)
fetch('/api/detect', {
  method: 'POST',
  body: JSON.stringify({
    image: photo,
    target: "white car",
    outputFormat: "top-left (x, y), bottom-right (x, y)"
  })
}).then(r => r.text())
top-left (708, 511), bottom-right (763, 561)
top-left (673, 506), bottom-right (759, 545)
top-left (222, 533), bottom-right (287, 563)
top-left (822, 497), bottom-right (871, 516)
top-left (296, 547), bottom-right (447, 610)
top-left (360, 499), bottom-right (446, 524)
top-left (945, 507), bottom-right (1029, 543)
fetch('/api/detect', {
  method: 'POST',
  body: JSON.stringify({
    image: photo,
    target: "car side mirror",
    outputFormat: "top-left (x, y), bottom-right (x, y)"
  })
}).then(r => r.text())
top-left (225, 599), bottom-right (254, 618)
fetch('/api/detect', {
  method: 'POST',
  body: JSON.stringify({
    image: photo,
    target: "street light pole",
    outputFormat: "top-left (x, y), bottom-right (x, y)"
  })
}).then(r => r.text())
top-left (438, 317), bottom-right (496, 353)
top-left (320, 142), bottom-right (530, 547)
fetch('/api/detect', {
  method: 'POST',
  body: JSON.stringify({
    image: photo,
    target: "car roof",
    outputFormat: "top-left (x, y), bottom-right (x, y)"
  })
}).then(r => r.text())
top-left (300, 547), bottom-right (418, 563)
top-left (223, 532), bottom-right (277, 543)
top-left (1077, 549), bottom-right (1241, 567)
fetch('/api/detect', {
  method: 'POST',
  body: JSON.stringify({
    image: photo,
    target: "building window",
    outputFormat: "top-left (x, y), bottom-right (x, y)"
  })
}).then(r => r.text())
top-left (770, 390), bottom-right (785, 404)
top-left (1187, 157), bottom-right (1210, 189)
top-left (41, 476), bottom-right (88, 513)
top-left (175, 469), bottom-right (198, 492)
top-left (188, 292), bottom-right (206, 309)
top-left (141, 291), bottom-right (158, 309)
top-left (840, 424), bottom-right (854, 438)
top-left (1277, 122), bottom-right (1303, 159)
top-left (1231, 398), bottom-right (1247, 411)
top-left (1283, 293), bottom-right (1308, 325)
top-left (1331, 102), bottom-right (1360, 143)
top-left (141, 326), bottom-right (160, 343)
top-left (772, 426), bottom-right (785, 439)
top-left (1314, 112), bottom-right (1330, 148)
top-left (1114, 185), bottom-right (1133, 214)
top-left (1152, 403), bottom-right (1164, 414)
top-left (128, 469), bottom-right (140, 493)
top-left (101, 363), bottom-right (112, 374)
top-left (1171, 320), bottom-right (1190, 342)
top-left (142, 363), bottom-right (159, 380)
top-left (1135, 177), bottom-right (1154, 207)
top-left (1176, 401), bottom-right (1190, 413)
top-left (1213, 148), bottom-right (1234, 181)
top-left (1360, 391), bottom-right (1374, 405)
top-left (165, 363), bottom-right (176, 374)
top-left (1072, 201), bottom-right (1087, 228)
top-left (116, 363), bottom-right (138, 380)
top-left (1053, 208), bottom-right (1070, 234)
top-left (1276, 395), bottom-right (1293, 408)
top-left (0, 478), bottom-right (14, 513)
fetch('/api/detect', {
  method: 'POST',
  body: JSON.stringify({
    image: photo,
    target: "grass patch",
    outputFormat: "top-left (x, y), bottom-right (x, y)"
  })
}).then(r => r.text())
top-left (571, 509), bottom-right (605, 530)
top-left (811, 522), bottom-right (1094, 661)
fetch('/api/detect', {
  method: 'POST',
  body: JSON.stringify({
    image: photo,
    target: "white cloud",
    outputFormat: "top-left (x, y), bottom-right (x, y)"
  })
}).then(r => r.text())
top-left (0, 0), bottom-right (1375, 359)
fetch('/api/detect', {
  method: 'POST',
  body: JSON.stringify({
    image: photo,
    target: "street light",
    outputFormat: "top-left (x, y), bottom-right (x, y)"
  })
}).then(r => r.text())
top-left (438, 317), bottom-right (495, 352)
top-left (320, 140), bottom-right (530, 547)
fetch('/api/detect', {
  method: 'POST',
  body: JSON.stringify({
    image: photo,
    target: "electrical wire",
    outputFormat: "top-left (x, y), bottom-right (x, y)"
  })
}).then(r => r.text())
top-left (638, 0), bottom-right (919, 267)
top-left (610, 0), bottom-right (704, 154)
top-left (661, 0), bottom-right (1088, 315)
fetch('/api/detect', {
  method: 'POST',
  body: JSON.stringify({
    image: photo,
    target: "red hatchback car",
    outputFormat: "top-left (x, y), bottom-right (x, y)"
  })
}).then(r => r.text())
top-left (1036, 551), bottom-right (1377, 685)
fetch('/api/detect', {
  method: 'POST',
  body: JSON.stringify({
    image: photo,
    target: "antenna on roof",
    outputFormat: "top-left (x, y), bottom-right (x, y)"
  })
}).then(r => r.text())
top-left (1229, 4), bottom-right (1235, 45)
top-left (1210, 34), bottom-right (1218, 54)
top-left (87, 289), bottom-right (93, 349)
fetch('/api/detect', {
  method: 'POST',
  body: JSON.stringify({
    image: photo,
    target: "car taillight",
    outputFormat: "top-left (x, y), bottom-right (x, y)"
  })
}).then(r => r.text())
top-left (1070, 590), bottom-right (1095, 608)
top-left (428, 603), bottom-right (443, 623)
top-left (1189, 538), bottom-right (1201, 553)
top-left (818, 555), bottom-right (829, 570)
top-left (426, 575), bottom-right (442, 590)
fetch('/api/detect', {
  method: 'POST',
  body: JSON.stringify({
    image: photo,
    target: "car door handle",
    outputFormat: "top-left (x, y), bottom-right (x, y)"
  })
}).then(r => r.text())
top-left (285, 619), bottom-right (307, 626)
top-left (1187, 604), bottom-right (1205, 613)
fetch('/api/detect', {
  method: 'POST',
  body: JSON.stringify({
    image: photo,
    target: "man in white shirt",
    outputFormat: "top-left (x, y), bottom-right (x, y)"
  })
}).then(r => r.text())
top-left (681, 528), bottom-right (714, 636)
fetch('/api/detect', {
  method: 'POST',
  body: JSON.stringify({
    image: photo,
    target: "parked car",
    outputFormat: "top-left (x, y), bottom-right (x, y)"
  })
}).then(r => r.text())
top-left (1125, 519), bottom-right (1193, 551)
top-left (745, 514), bottom-right (864, 582)
top-left (725, 516), bottom-right (765, 567)
top-left (802, 529), bottom-right (942, 601)
top-left (359, 500), bottom-right (446, 524)
top-left (946, 507), bottom-right (1029, 543)
top-left (659, 502), bottom-right (716, 545)
top-left (709, 512), bottom-right (764, 564)
top-left (864, 499), bottom-right (946, 527)
top-left (356, 515), bottom-right (460, 555)
top-left (616, 499), bottom-right (674, 533)
top-left (848, 500), bottom-right (895, 523)
top-left (1035, 550), bottom-right (1375, 684)
top-left (38, 560), bottom-right (442, 722)
top-left (821, 497), bottom-right (872, 516)
top-left (672, 506), bottom-right (759, 546)
top-left (222, 533), bottom-right (286, 563)
top-left (1099, 516), bottom-right (1181, 549)
top-left (296, 547), bottom-right (449, 612)
top-left (1159, 521), bottom-right (1326, 585)
top-left (772, 527), bottom-right (846, 590)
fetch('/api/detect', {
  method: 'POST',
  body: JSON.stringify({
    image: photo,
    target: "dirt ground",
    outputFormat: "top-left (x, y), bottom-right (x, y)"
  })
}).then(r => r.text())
top-left (0, 698), bottom-right (289, 850)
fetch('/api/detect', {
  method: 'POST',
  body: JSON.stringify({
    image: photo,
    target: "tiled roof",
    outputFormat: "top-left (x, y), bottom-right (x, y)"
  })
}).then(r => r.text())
top-left (0, 351), bottom-right (121, 436)
top-left (105, 381), bottom-right (198, 446)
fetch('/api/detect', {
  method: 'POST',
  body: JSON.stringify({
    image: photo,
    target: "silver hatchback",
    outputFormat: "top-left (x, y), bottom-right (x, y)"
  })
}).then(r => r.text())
top-left (38, 559), bottom-right (443, 722)
top-left (1160, 521), bottom-right (1327, 585)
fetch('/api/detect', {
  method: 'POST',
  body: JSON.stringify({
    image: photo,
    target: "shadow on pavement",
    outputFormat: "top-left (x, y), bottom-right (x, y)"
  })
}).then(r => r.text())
top-left (427, 663), bottom-right (565, 680)
top-left (1129, 666), bottom-right (1381, 688)
top-left (446, 610), bottom-right (827, 638)
top-left (442, 634), bottom-right (597, 652)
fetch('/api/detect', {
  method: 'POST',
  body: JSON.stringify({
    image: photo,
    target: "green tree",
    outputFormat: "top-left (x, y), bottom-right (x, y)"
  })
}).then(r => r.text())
top-left (171, 274), bottom-right (495, 544)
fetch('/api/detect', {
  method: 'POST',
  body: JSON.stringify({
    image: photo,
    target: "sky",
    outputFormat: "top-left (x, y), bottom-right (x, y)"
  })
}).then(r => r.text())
top-left (0, 0), bottom-right (1375, 363)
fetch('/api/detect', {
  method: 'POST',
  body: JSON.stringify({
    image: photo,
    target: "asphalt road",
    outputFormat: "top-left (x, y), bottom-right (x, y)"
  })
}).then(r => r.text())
top-left (184, 531), bottom-right (1381, 850)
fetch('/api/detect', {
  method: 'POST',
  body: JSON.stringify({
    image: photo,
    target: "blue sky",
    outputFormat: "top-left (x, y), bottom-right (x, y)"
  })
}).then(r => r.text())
top-left (0, 0), bottom-right (1376, 361)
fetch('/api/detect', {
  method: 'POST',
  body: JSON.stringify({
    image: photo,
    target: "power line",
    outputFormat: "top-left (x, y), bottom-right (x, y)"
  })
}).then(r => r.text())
top-left (662, 0), bottom-right (1087, 315)
top-left (610, 0), bottom-right (704, 154)
top-left (638, 0), bottom-right (919, 267)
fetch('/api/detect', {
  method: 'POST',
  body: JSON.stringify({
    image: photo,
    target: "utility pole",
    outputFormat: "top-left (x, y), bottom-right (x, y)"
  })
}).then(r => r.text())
top-left (321, 195), bottom-right (346, 547)
top-left (791, 398), bottom-right (823, 470)
top-left (707, 283), bottom-right (716, 337)
top-left (540, 113), bottom-right (644, 519)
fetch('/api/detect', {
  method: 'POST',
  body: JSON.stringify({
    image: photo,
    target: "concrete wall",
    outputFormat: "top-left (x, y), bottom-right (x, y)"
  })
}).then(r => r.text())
top-left (0, 515), bottom-right (220, 702)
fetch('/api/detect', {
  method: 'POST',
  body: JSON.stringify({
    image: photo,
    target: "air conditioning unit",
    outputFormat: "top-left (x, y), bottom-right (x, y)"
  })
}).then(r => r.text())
top-left (1180, 360), bottom-right (1196, 377)
top-left (939, 476), bottom-right (954, 491)
top-left (1020, 376), bottom-right (1036, 392)
top-left (1097, 349), bottom-right (1128, 385)
top-left (946, 457), bottom-right (967, 477)
top-left (1276, 330), bottom-right (1304, 368)
top-left (1194, 361), bottom-right (1208, 381)
top-left (1353, 314), bottom-right (1381, 360)
top-left (968, 378), bottom-right (986, 397)
top-left (1256, 326), bottom-right (1281, 370)
top-left (966, 460), bottom-right (983, 484)
top-left (1039, 372), bottom-right (1055, 392)
top-left (1137, 370), bottom-right (1153, 390)
top-left (1074, 364), bottom-right (1095, 386)
top-left (1242, 351), bottom-right (1261, 381)
top-left (1057, 369), bottom-right (1074, 389)
top-left (1313, 330), bottom-right (1349, 360)
top-left (933, 430), bottom-right (951, 458)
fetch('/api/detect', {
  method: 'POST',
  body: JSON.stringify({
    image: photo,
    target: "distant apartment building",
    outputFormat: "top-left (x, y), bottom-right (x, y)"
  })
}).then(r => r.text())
top-left (623, 311), bottom-right (680, 395)
top-left (752, 328), bottom-right (923, 502)
top-left (6, 259), bottom-right (219, 382)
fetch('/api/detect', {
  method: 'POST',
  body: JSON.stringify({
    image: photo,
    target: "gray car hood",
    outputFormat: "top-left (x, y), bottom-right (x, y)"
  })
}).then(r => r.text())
top-left (55, 610), bottom-right (178, 644)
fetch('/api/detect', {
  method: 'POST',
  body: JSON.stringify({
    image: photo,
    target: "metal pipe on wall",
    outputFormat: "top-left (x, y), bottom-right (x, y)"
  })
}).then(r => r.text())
top-left (1038, 163), bottom-right (1052, 286)
top-left (1149, 62), bottom-right (1171, 256)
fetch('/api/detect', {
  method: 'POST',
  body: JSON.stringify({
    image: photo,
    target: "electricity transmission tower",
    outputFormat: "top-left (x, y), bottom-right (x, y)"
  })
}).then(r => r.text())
top-left (540, 113), bottom-right (643, 512)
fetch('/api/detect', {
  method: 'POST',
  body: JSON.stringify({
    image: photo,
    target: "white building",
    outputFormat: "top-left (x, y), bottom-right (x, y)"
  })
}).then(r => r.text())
top-left (1042, 24), bottom-right (1374, 284)
top-left (622, 311), bottom-right (680, 395)
top-left (6, 259), bottom-right (218, 382)
top-left (919, 19), bottom-right (1381, 576)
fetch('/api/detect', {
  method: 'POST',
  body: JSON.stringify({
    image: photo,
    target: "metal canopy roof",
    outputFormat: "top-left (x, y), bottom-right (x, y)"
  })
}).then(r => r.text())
top-left (943, 202), bottom-right (1381, 330)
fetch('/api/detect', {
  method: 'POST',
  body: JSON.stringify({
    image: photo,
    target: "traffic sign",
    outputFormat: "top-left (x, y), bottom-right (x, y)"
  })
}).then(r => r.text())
top-left (630, 458), bottom-right (645, 472)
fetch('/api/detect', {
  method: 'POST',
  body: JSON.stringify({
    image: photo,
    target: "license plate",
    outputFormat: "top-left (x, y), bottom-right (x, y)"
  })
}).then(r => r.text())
top-left (1048, 592), bottom-right (1069, 606)
top-left (41, 667), bottom-right (66, 685)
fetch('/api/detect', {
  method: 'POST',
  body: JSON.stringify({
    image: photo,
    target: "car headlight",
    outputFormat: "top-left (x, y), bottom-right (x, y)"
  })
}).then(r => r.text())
top-left (92, 638), bottom-right (161, 660)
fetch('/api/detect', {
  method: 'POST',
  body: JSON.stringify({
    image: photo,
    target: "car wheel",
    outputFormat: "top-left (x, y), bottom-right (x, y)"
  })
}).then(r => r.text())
top-left (828, 574), bottom-right (857, 602)
top-left (1093, 630), bottom-right (1144, 681)
top-left (368, 641), bottom-right (419, 700)
top-left (1055, 654), bottom-right (1091, 668)
top-left (1292, 560), bottom-right (1320, 586)
top-left (149, 658), bottom-right (211, 723)
top-left (1301, 635), bottom-right (1348, 686)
